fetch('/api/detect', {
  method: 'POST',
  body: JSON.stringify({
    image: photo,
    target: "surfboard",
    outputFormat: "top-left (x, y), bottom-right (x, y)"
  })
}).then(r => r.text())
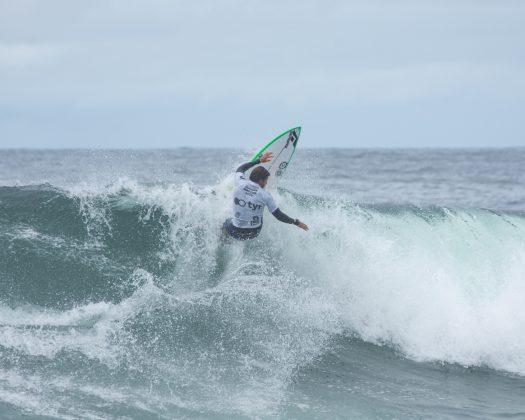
top-left (246, 127), bottom-right (301, 187)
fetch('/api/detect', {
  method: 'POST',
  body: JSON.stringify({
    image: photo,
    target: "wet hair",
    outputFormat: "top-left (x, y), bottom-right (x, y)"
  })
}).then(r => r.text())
top-left (249, 166), bottom-right (270, 184)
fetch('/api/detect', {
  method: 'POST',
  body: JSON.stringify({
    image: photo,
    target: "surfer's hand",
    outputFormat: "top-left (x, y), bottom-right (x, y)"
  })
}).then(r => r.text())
top-left (260, 152), bottom-right (273, 163)
top-left (297, 222), bottom-right (309, 231)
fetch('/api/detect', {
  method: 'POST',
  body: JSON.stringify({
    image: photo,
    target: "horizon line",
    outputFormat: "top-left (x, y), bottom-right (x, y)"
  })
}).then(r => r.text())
top-left (1, 145), bottom-right (524, 151)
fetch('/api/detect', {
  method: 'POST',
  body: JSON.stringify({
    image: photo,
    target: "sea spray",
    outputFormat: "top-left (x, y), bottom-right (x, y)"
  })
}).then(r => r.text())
top-left (0, 174), bottom-right (525, 418)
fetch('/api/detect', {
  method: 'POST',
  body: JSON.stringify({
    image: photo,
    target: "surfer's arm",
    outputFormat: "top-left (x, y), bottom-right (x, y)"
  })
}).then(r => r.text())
top-left (271, 208), bottom-right (295, 224)
top-left (235, 152), bottom-right (273, 173)
top-left (272, 209), bottom-right (309, 231)
top-left (236, 159), bottom-right (261, 174)
top-left (265, 190), bottom-right (308, 231)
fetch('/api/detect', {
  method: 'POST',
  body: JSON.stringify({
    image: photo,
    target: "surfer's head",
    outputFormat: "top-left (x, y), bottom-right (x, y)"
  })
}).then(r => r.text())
top-left (250, 166), bottom-right (270, 188)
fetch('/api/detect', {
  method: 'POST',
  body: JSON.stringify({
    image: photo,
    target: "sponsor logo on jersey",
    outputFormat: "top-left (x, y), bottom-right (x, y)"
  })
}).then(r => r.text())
top-left (242, 185), bottom-right (258, 196)
top-left (234, 197), bottom-right (263, 211)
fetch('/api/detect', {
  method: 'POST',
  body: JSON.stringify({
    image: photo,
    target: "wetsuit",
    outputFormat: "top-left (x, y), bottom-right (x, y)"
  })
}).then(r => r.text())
top-left (223, 159), bottom-right (299, 240)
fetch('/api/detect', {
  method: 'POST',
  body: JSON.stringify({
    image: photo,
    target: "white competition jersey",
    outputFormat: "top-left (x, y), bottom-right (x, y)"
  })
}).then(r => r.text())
top-left (232, 171), bottom-right (278, 228)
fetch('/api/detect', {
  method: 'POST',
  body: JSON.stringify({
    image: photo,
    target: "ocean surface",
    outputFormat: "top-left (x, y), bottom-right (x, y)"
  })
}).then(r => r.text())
top-left (0, 148), bottom-right (524, 419)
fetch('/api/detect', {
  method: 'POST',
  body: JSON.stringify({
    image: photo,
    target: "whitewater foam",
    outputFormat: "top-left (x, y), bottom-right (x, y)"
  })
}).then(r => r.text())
top-left (1, 171), bottom-right (525, 418)
top-left (270, 194), bottom-right (525, 374)
top-left (11, 178), bottom-right (525, 375)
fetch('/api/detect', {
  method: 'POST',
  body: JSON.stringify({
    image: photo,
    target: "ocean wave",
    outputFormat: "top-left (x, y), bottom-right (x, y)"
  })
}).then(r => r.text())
top-left (1, 180), bottom-right (525, 416)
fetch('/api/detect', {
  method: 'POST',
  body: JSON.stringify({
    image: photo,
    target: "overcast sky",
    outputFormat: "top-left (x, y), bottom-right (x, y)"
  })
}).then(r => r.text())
top-left (1, 0), bottom-right (524, 148)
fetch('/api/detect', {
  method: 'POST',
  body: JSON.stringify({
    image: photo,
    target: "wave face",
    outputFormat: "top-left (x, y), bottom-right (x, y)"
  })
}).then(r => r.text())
top-left (1, 179), bottom-right (525, 418)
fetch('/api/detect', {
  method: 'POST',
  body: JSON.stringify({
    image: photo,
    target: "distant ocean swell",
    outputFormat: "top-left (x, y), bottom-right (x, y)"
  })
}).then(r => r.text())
top-left (0, 180), bottom-right (525, 417)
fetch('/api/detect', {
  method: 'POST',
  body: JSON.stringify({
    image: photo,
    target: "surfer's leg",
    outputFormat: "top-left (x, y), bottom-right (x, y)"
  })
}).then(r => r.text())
top-left (220, 219), bottom-right (234, 244)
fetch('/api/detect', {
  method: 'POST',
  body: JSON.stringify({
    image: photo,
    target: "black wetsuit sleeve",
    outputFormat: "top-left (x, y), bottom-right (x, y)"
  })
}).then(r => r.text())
top-left (272, 208), bottom-right (297, 225)
top-left (236, 159), bottom-right (261, 173)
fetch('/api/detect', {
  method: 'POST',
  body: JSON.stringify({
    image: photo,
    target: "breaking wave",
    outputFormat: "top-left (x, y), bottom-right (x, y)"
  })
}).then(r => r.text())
top-left (1, 179), bottom-right (525, 417)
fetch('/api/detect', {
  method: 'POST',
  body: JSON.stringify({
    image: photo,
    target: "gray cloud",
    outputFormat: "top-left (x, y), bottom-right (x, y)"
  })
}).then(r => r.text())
top-left (1, 0), bottom-right (524, 147)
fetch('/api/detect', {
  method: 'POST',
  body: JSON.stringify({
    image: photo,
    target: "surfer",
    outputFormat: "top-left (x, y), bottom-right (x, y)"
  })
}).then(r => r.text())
top-left (223, 152), bottom-right (309, 240)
